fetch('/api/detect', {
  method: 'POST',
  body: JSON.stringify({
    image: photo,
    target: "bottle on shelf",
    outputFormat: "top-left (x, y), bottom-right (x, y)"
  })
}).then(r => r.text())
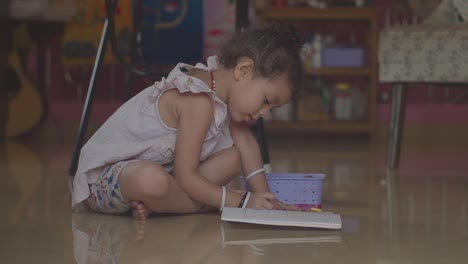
top-left (334, 83), bottom-right (352, 120)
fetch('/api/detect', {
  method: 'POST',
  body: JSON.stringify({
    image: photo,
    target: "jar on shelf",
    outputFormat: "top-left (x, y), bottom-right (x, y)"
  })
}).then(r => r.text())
top-left (334, 83), bottom-right (352, 120)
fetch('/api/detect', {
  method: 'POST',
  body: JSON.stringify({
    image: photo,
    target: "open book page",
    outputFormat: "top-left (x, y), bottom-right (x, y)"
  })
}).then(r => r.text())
top-left (221, 223), bottom-right (341, 246)
top-left (221, 207), bottom-right (342, 229)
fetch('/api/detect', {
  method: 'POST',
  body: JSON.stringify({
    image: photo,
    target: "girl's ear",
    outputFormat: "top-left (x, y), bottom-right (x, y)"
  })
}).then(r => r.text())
top-left (234, 57), bottom-right (254, 81)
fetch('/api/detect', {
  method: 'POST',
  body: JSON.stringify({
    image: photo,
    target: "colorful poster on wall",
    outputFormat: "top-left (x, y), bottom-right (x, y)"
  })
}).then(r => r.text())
top-left (62, 0), bottom-right (132, 66)
top-left (140, 0), bottom-right (203, 64)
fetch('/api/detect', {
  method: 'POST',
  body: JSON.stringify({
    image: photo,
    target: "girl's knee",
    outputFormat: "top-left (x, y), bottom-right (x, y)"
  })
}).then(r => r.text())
top-left (133, 163), bottom-right (171, 199)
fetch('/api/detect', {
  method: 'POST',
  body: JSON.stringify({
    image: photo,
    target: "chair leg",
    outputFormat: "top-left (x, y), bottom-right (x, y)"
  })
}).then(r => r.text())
top-left (68, 19), bottom-right (110, 176)
top-left (387, 82), bottom-right (407, 169)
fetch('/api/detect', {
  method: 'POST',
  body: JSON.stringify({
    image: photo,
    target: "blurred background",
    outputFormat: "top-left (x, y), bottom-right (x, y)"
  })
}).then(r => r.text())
top-left (1, 1), bottom-right (467, 263)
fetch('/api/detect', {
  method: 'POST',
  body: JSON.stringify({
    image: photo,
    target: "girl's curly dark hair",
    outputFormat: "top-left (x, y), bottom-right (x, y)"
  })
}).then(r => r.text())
top-left (218, 23), bottom-right (305, 94)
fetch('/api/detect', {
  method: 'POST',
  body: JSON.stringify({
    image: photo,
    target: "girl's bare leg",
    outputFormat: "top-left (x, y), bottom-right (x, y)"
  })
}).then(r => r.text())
top-left (119, 146), bottom-right (241, 220)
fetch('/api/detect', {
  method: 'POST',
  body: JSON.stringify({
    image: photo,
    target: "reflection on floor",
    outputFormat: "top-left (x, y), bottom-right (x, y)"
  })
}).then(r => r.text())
top-left (0, 129), bottom-right (467, 264)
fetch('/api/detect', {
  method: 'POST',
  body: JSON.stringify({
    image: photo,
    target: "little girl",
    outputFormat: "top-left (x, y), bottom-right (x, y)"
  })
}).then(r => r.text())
top-left (72, 24), bottom-right (304, 220)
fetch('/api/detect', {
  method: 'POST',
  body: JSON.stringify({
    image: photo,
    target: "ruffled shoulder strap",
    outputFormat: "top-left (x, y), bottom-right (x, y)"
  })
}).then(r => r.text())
top-left (147, 56), bottom-right (228, 132)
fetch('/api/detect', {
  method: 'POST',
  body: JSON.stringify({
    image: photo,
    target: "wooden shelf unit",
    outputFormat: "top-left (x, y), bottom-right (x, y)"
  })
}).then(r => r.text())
top-left (258, 7), bottom-right (378, 137)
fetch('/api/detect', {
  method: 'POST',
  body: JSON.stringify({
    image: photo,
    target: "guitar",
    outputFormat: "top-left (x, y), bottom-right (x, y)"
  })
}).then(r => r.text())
top-left (3, 52), bottom-right (44, 138)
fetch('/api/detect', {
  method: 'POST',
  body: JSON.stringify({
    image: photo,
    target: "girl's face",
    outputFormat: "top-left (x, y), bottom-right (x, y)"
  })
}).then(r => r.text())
top-left (228, 60), bottom-right (292, 124)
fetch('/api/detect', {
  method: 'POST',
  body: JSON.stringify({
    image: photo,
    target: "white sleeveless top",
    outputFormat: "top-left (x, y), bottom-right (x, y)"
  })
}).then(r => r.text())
top-left (72, 56), bottom-right (233, 209)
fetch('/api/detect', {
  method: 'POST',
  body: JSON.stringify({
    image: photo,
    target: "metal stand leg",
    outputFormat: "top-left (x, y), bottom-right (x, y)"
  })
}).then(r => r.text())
top-left (387, 83), bottom-right (407, 169)
top-left (124, 71), bottom-right (135, 100)
top-left (68, 19), bottom-right (110, 176)
top-left (253, 117), bottom-right (271, 171)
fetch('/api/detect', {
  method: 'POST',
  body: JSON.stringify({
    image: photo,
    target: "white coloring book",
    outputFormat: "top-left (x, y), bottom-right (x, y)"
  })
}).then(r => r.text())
top-left (221, 207), bottom-right (342, 229)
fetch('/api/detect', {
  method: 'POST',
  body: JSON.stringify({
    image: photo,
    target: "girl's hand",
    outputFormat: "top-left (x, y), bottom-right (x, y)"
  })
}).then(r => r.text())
top-left (246, 192), bottom-right (301, 211)
top-left (271, 198), bottom-right (302, 211)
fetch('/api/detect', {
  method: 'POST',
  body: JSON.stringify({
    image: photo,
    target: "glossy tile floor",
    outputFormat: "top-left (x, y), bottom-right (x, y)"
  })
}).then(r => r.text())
top-left (1, 126), bottom-right (467, 264)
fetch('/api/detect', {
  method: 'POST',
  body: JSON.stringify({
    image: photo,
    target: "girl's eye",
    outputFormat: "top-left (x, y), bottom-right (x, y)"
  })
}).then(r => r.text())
top-left (264, 96), bottom-right (271, 105)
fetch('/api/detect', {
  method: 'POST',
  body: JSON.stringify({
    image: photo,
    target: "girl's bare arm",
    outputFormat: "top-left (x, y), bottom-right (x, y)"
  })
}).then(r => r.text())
top-left (173, 92), bottom-right (242, 208)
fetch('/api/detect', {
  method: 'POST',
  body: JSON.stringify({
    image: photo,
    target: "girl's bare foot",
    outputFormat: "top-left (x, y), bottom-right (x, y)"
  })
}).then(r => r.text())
top-left (131, 201), bottom-right (151, 221)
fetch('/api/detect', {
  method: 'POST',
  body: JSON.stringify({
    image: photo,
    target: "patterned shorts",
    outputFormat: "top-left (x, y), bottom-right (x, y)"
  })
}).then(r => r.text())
top-left (86, 160), bottom-right (137, 214)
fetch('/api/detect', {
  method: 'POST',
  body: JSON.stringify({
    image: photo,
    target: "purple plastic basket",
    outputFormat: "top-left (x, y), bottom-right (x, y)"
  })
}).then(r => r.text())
top-left (244, 173), bottom-right (325, 210)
